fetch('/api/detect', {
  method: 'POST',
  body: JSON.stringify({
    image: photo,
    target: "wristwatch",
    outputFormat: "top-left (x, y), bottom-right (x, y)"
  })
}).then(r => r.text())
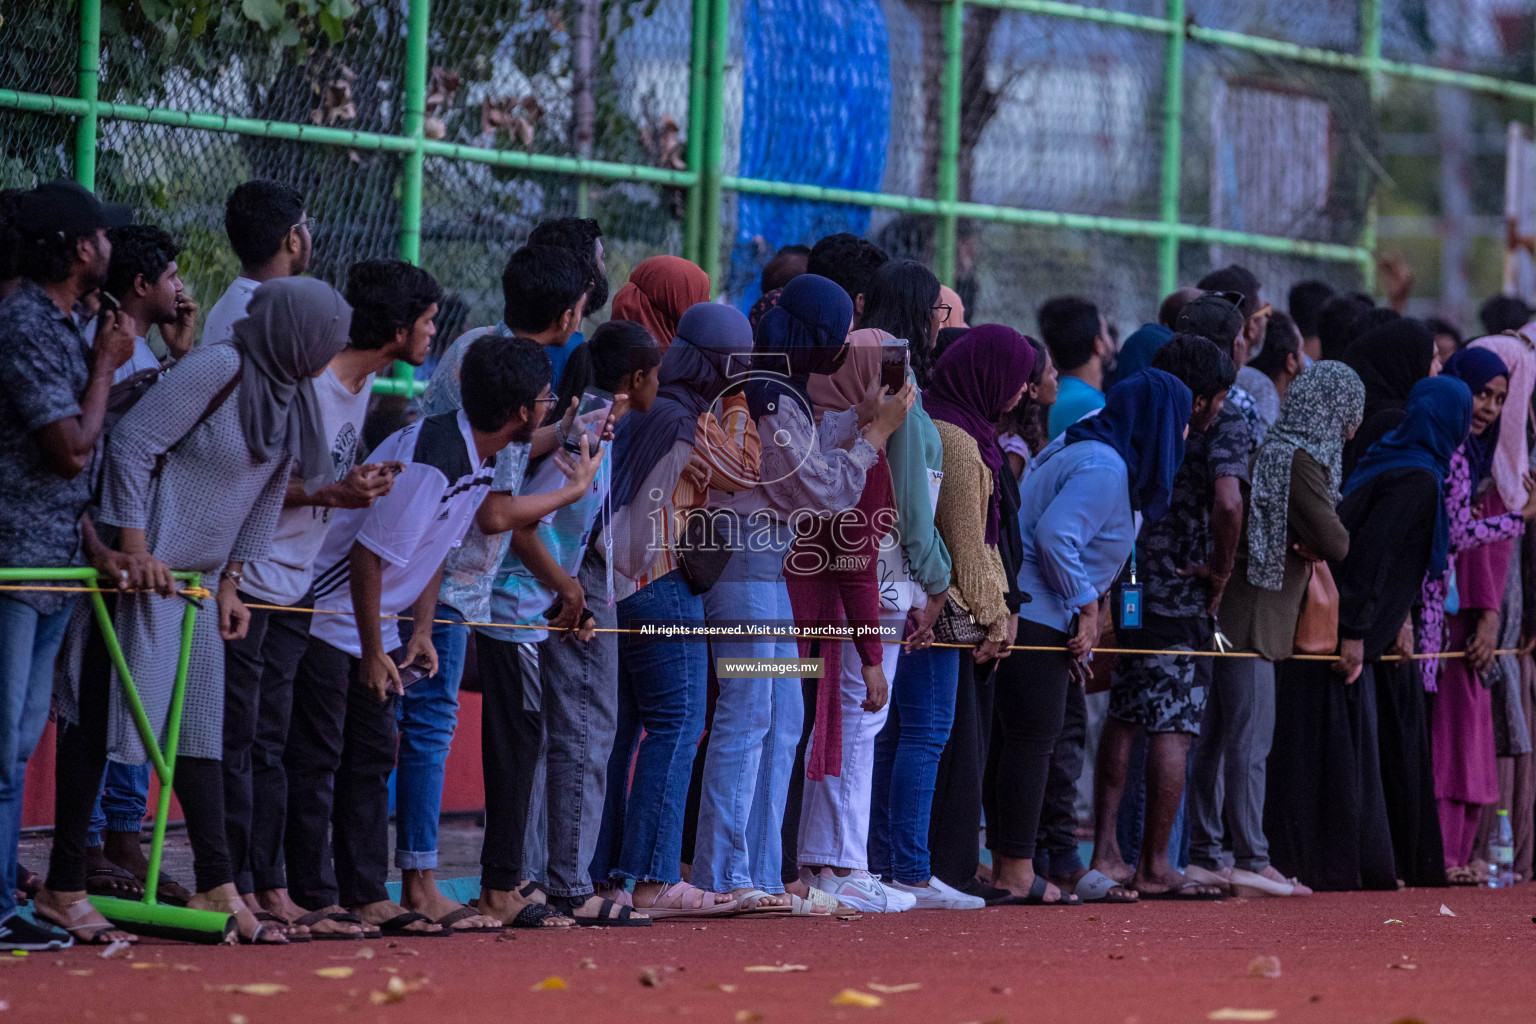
top-left (220, 568), bottom-right (244, 588)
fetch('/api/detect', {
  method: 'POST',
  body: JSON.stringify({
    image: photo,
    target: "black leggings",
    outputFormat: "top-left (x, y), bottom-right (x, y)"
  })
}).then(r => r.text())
top-left (982, 618), bottom-right (1071, 861)
top-left (47, 615), bottom-right (233, 895)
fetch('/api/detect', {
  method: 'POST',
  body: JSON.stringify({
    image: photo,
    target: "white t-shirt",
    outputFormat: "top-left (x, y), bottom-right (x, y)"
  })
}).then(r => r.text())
top-left (201, 277), bottom-right (261, 346)
top-left (240, 368), bottom-right (376, 606)
top-left (308, 410), bottom-right (495, 657)
top-left (83, 318), bottom-right (162, 383)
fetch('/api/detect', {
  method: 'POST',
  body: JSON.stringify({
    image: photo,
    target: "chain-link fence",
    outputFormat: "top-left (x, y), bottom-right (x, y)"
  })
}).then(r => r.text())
top-left (3, 0), bottom-right (1533, 373)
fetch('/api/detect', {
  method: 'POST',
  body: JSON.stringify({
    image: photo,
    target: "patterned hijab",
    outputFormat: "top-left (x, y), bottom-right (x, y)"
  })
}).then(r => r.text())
top-left (1245, 361), bottom-right (1365, 591)
top-left (229, 277), bottom-right (353, 493)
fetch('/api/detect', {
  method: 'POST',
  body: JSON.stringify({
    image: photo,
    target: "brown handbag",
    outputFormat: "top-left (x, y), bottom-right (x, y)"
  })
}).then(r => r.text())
top-left (1292, 561), bottom-right (1340, 655)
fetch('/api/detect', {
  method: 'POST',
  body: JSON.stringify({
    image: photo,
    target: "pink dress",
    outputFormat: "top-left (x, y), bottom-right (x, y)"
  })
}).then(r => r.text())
top-left (1428, 481), bottom-right (1516, 810)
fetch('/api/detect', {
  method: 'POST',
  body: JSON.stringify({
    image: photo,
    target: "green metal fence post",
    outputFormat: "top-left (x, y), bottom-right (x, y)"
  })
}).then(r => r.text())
top-left (1360, 0), bottom-right (1382, 290)
top-left (1157, 0), bottom-right (1185, 295)
top-left (74, 0), bottom-right (102, 189)
top-left (683, 0), bottom-right (709, 264)
top-left (396, 0), bottom-right (430, 387)
top-left (934, 0), bottom-right (964, 286)
top-left (698, 0), bottom-right (730, 292)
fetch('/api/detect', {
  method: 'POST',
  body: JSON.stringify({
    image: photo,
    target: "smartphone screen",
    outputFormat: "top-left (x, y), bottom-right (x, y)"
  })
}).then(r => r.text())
top-left (565, 387), bottom-right (614, 453)
top-left (880, 344), bottom-right (908, 395)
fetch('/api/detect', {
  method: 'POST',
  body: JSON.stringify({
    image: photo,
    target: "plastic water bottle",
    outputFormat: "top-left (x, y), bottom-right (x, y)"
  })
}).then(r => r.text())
top-left (1488, 809), bottom-right (1514, 889)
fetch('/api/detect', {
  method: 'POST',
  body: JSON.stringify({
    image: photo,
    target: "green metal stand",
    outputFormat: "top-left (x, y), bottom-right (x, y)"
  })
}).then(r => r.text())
top-left (0, 568), bottom-right (234, 943)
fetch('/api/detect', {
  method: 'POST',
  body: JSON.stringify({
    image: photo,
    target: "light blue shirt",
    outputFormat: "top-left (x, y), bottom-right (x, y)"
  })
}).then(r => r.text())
top-left (1016, 436), bottom-right (1136, 633)
top-left (1047, 375), bottom-right (1106, 440)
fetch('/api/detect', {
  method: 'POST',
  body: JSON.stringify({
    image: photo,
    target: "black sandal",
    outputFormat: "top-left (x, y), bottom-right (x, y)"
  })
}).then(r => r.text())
top-left (84, 863), bottom-right (144, 900)
top-left (555, 895), bottom-right (652, 927)
top-left (510, 903), bottom-right (574, 929)
top-left (433, 906), bottom-right (504, 933)
top-left (252, 909), bottom-right (310, 943)
top-left (374, 911), bottom-right (451, 937)
top-left (294, 909), bottom-right (376, 941)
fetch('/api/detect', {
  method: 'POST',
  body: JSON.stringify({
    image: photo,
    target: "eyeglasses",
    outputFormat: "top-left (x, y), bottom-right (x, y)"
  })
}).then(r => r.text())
top-left (533, 395), bottom-right (560, 406)
top-left (932, 303), bottom-right (952, 324)
top-left (292, 215), bottom-right (315, 238)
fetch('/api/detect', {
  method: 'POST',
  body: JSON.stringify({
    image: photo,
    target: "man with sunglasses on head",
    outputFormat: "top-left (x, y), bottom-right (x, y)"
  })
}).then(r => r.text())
top-left (199, 180), bottom-right (313, 347)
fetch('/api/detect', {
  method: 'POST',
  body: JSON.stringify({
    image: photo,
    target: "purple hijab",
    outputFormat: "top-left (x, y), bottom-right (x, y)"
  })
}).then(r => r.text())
top-left (923, 324), bottom-right (1037, 543)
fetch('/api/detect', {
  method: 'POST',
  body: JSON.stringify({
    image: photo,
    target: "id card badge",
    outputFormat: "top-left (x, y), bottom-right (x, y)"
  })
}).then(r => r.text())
top-left (1119, 549), bottom-right (1142, 629)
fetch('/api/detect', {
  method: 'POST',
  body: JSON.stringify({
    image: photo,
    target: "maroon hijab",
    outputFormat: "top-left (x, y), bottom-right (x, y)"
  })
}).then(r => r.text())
top-left (922, 324), bottom-right (1037, 543)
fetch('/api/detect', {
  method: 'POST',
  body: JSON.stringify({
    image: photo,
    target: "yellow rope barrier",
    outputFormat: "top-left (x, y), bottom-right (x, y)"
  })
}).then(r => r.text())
top-left (3, 581), bottom-right (1521, 663)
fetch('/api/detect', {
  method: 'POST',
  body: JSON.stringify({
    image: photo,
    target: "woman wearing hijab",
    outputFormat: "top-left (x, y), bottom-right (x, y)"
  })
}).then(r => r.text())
top-left (37, 277), bottom-right (351, 945)
top-left (1267, 376), bottom-right (1473, 892)
top-left (785, 330), bottom-right (896, 909)
top-left (610, 255), bottom-right (711, 354)
top-left (985, 369), bottom-right (1192, 906)
top-left (1421, 346), bottom-right (1536, 882)
top-left (1189, 361), bottom-right (1363, 899)
top-left (692, 275), bottom-right (910, 915)
top-left (798, 325), bottom-right (956, 913)
top-left (597, 303), bottom-right (758, 918)
top-left (866, 324), bottom-right (1030, 911)
top-left (1341, 317), bottom-right (1440, 478)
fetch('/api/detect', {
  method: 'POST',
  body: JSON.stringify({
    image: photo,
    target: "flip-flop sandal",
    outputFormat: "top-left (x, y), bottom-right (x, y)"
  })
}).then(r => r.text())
top-left (510, 903), bottom-right (574, 929)
top-left (293, 909), bottom-right (371, 940)
top-left (35, 900), bottom-right (137, 946)
top-left (250, 909), bottom-right (311, 942)
top-left (636, 882), bottom-right (740, 919)
top-left (517, 881), bottom-right (549, 903)
top-left (373, 911), bottom-right (452, 937)
top-left (1073, 869), bottom-right (1139, 904)
top-left (154, 878), bottom-right (193, 907)
top-left (17, 865), bottom-right (42, 900)
top-left (1139, 882), bottom-right (1226, 902)
top-left (85, 863), bottom-right (145, 899)
top-left (987, 875), bottom-right (1082, 906)
top-left (555, 896), bottom-right (652, 927)
top-left (433, 906), bottom-right (505, 933)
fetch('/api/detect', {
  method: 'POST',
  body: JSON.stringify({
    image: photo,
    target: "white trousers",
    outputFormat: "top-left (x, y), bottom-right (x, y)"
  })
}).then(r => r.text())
top-left (797, 610), bottom-right (907, 870)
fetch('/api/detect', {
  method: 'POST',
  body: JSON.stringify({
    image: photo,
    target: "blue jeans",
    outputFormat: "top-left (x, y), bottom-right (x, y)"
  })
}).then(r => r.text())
top-left (591, 571), bottom-right (706, 884)
top-left (0, 597), bottom-right (72, 919)
top-left (88, 761), bottom-right (150, 846)
top-left (869, 645), bottom-right (960, 886)
top-left (693, 549), bottom-right (801, 894)
top-left (395, 604), bottom-right (468, 870)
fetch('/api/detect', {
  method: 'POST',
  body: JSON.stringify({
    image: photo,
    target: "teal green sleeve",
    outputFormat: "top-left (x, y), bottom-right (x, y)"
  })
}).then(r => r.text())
top-left (886, 395), bottom-right (952, 597)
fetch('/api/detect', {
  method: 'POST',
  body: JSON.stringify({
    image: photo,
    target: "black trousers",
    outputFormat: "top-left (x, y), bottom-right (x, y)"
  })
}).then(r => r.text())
top-left (222, 599), bottom-right (311, 893)
top-left (284, 636), bottom-right (398, 909)
top-left (983, 619), bottom-right (1071, 860)
top-left (927, 654), bottom-right (996, 888)
top-left (1035, 676), bottom-right (1088, 871)
top-left (48, 612), bottom-right (232, 894)
top-left (476, 634), bottom-right (544, 891)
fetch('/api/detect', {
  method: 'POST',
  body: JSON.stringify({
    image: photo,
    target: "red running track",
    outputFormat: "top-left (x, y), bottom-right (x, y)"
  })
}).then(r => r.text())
top-left (1, 887), bottom-right (1532, 1024)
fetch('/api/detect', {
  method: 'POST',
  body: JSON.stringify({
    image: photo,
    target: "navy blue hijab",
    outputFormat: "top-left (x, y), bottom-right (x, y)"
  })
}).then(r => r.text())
top-left (613, 302), bottom-right (752, 508)
top-left (747, 273), bottom-right (854, 421)
top-left (1343, 375), bottom-right (1473, 578)
top-left (1064, 367), bottom-right (1193, 526)
top-left (1441, 346), bottom-right (1509, 491)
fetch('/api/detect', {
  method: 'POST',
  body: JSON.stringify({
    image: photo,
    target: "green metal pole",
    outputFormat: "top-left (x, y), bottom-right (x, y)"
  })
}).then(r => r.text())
top-left (934, 0), bottom-right (964, 286)
top-left (698, 0), bottom-right (730, 291)
top-left (1360, 0), bottom-right (1382, 290)
top-left (74, 0), bottom-right (102, 189)
top-left (1156, 0), bottom-right (1186, 296)
top-left (683, 0), bottom-right (710, 264)
top-left (397, 0), bottom-right (430, 388)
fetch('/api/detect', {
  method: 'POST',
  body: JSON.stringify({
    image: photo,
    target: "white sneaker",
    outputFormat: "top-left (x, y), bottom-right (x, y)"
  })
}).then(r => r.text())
top-left (804, 868), bottom-right (917, 913)
top-left (888, 876), bottom-right (986, 910)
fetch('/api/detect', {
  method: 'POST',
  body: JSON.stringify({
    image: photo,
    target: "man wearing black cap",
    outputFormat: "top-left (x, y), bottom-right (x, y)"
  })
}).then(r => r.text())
top-left (0, 181), bottom-right (141, 950)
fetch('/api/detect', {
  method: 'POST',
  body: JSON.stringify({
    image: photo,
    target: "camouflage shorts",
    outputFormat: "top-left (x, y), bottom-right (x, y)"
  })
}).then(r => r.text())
top-left (1109, 614), bottom-right (1211, 734)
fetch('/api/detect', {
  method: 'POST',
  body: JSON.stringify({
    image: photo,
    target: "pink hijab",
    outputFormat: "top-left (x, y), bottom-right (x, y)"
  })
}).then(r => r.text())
top-left (807, 327), bottom-right (892, 423)
top-left (1474, 329), bottom-right (1536, 510)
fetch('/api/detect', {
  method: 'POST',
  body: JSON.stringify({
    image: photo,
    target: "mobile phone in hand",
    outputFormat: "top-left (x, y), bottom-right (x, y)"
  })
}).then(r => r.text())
top-left (880, 343), bottom-right (908, 395)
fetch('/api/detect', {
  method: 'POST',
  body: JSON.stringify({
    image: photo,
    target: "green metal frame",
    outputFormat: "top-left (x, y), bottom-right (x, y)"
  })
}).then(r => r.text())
top-left (0, 567), bottom-right (232, 939)
top-left (7, 0), bottom-right (1536, 353)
